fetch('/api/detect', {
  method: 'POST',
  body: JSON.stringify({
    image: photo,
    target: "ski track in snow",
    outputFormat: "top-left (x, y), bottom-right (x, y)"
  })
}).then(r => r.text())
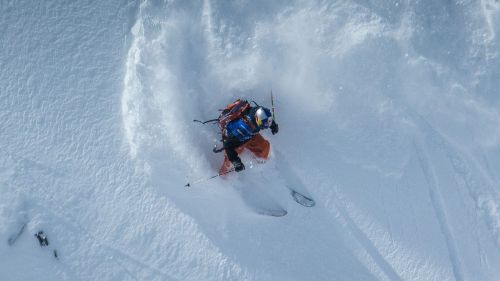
top-left (413, 111), bottom-right (500, 246)
top-left (329, 188), bottom-right (405, 281)
top-left (413, 141), bottom-right (465, 281)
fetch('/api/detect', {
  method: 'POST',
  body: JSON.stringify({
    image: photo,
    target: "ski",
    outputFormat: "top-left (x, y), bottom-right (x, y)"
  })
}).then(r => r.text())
top-left (271, 149), bottom-right (316, 208)
top-left (289, 188), bottom-right (315, 207)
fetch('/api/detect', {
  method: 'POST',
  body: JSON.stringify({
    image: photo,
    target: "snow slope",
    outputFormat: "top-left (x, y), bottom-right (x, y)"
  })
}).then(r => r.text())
top-left (2, 0), bottom-right (500, 280)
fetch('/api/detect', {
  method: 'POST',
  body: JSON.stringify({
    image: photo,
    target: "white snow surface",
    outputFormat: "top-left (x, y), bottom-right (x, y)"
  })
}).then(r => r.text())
top-left (1, 0), bottom-right (500, 280)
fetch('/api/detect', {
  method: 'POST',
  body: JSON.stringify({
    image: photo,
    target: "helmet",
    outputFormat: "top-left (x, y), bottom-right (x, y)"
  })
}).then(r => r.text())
top-left (255, 107), bottom-right (273, 128)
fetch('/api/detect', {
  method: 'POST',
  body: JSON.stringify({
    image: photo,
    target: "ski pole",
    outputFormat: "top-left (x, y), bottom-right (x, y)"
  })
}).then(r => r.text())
top-left (271, 90), bottom-right (276, 121)
top-left (185, 168), bottom-right (235, 188)
top-left (193, 118), bottom-right (218, 124)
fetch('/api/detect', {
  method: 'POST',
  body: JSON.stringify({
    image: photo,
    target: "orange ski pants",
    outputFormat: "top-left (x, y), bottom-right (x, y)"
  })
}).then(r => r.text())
top-left (219, 133), bottom-right (270, 174)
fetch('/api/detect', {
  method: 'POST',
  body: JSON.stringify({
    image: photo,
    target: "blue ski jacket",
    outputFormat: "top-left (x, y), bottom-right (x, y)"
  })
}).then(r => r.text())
top-left (225, 117), bottom-right (259, 142)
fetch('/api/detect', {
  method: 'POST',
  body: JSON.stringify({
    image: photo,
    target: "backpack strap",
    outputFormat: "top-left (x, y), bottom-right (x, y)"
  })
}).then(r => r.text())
top-left (217, 100), bottom-right (251, 131)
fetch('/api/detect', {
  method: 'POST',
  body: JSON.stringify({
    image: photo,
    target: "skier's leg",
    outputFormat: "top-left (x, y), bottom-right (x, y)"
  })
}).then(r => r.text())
top-left (219, 144), bottom-right (245, 175)
top-left (219, 154), bottom-right (233, 175)
top-left (245, 134), bottom-right (270, 160)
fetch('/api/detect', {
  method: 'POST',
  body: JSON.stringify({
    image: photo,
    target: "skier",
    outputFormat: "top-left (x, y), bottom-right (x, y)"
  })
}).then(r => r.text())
top-left (218, 100), bottom-right (279, 174)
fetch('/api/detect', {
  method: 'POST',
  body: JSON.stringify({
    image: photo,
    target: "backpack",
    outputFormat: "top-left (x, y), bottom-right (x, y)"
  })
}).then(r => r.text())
top-left (217, 99), bottom-right (252, 136)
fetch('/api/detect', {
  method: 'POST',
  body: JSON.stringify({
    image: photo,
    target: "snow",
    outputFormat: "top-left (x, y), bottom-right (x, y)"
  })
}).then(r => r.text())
top-left (1, 0), bottom-right (500, 280)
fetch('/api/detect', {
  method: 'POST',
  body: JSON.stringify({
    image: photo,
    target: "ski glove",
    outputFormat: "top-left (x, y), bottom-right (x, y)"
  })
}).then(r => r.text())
top-left (232, 160), bottom-right (245, 172)
top-left (270, 121), bottom-right (279, 135)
